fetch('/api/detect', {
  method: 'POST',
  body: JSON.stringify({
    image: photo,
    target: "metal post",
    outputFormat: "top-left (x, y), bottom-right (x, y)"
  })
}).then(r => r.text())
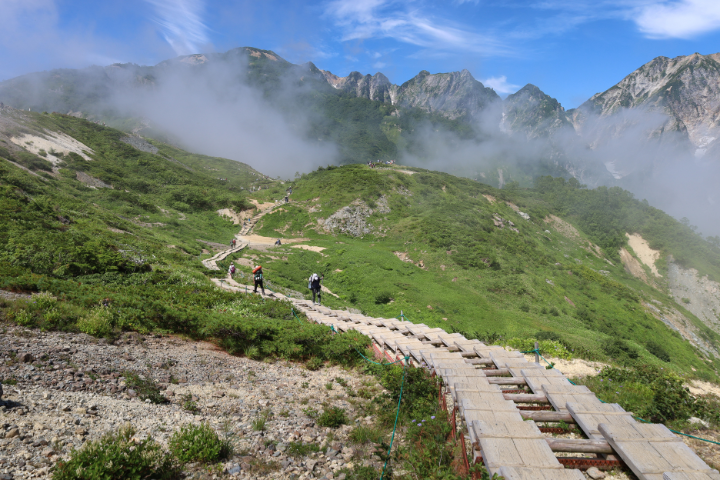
top-left (534, 341), bottom-right (540, 364)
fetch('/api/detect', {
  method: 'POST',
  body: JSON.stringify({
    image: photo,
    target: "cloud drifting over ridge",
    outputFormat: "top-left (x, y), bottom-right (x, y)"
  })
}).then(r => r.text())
top-left (482, 75), bottom-right (520, 95)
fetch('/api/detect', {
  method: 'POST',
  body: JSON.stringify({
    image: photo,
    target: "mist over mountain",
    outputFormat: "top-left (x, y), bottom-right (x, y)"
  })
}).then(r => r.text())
top-left (0, 47), bottom-right (718, 235)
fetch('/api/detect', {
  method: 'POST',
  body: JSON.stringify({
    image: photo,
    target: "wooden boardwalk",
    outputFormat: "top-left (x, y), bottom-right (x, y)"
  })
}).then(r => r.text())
top-left (292, 301), bottom-right (720, 480)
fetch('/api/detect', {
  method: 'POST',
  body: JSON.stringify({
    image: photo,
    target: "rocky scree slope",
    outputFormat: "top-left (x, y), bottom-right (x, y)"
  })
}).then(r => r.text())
top-left (0, 325), bottom-right (379, 480)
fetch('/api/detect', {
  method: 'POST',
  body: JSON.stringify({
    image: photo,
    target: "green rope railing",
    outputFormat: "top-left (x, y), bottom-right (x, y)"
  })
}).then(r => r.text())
top-left (326, 319), bottom-right (409, 479)
top-left (380, 359), bottom-right (408, 480)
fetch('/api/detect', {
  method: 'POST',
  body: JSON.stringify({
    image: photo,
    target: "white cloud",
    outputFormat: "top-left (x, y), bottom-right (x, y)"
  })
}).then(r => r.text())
top-left (373, 61), bottom-right (387, 68)
top-left (531, 0), bottom-right (720, 39)
top-left (324, 0), bottom-right (513, 57)
top-left (633, 0), bottom-right (720, 38)
top-left (482, 75), bottom-right (520, 95)
top-left (146, 0), bottom-right (210, 56)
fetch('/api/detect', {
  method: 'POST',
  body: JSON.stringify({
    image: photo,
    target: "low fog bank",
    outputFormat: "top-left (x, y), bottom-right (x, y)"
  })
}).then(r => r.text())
top-left (108, 56), bottom-right (336, 178)
top-left (399, 105), bottom-right (720, 238)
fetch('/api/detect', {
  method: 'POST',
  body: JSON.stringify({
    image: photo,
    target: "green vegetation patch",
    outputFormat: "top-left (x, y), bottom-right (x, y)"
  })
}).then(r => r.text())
top-left (168, 422), bottom-right (232, 464)
top-left (52, 425), bottom-right (180, 480)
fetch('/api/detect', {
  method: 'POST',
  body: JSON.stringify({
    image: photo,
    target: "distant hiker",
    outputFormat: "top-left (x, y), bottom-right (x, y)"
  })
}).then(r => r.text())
top-left (275, 239), bottom-right (282, 246)
top-left (253, 265), bottom-right (265, 295)
top-left (228, 263), bottom-right (236, 277)
top-left (309, 273), bottom-right (322, 305)
top-left (284, 196), bottom-right (289, 203)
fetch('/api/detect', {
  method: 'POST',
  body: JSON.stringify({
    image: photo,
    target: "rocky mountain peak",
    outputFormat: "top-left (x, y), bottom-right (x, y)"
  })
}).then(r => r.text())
top-left (502, 83), bottom-right (571, 139)
top-left (577, 51), bottom-right (720, 153)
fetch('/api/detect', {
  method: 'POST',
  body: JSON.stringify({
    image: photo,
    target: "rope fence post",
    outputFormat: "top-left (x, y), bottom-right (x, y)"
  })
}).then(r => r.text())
top-left (534, 341), bottom-right (539, 364)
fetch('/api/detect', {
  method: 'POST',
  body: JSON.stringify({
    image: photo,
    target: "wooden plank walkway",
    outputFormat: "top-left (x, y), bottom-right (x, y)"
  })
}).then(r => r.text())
top-left (273, 298), bottom-right (720, 478)
top-left (600, 423), bottom-right (720, 480)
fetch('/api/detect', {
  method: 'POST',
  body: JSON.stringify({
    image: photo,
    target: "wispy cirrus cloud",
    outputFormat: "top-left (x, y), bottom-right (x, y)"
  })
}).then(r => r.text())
top-left (146, 0), bottom-right (210, 56)
top-left (324, 0), bottom-right (514, 57)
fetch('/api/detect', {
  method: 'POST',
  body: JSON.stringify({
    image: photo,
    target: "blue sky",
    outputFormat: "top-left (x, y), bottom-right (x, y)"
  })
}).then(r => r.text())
top-left (2, 0), bottom-right (720, 108)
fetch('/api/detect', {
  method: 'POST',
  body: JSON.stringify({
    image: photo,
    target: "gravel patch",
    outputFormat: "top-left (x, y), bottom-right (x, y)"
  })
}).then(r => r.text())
top-left (0, 327), bottom-right (383, 479)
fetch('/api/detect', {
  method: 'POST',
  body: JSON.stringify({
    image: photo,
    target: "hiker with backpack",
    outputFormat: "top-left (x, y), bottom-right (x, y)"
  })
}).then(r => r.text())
top-left (228, 263), bottom-right (236, 278)
top-left (308, 273), bottom-right (323, 305)
top-left (253, 265), bottom-right (265, 295)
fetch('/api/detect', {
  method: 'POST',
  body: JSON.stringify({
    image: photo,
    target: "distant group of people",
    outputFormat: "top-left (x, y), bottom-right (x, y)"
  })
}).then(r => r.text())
top-left (367, 159), bottom-right (395, 168)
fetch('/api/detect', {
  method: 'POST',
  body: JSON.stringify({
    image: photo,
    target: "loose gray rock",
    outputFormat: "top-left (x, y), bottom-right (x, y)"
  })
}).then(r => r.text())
top-left (586, 466), bottom-right (606, 479)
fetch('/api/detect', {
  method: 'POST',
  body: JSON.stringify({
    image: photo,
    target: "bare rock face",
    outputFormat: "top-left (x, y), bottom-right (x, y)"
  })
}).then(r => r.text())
top-left (323, 71), bottom-right (397, 104)
top-left (577, 52), bottom-right (720, 154)
top-left (502, 84), bottom-right (573, 139)
top-left (75, 171), bottom-right (112, 189)
top-left (120, 135), bottom-right (158, 154)
top-left (320, 68), bottom-right (501, 120)
top-left (395, 69), bottom-right (500, 120)
top-left (668, 262), bottom-right (720, 334)
top-left (322, 196), bottom-right (390, 237)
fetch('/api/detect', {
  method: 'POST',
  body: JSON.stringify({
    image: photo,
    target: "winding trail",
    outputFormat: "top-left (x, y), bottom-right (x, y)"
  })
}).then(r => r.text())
top-left (201, 200), bottom-right (279, 271)
top-left (203, 198), bottom-right (720, 479)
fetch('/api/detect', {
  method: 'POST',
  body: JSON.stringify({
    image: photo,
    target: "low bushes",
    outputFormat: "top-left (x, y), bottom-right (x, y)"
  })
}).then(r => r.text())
top-left (168, 423), bottom-right (232, 464)
top-left (123, 372), bottom-right (166, 404)
top-left (52, 425), bottom-right (180, 480)
top-left (203, 314), bottom-right (370, 365)
top-left (506, 337), bottom-right (572, 361)
top-left (363, 362), bottom-right (438, 426)
top-left (317, 407), bottom-right (348, 428)
top-left (577, 365), bottom-right (720, 426)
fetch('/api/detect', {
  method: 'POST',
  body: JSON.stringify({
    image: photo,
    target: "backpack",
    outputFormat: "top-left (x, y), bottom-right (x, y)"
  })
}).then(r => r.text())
top-left (254, 270), bottom-right (263, 281)
top-left (230, 265), bottom-right (236, 274)
top-left (308, 273), bottom-right (318, 289)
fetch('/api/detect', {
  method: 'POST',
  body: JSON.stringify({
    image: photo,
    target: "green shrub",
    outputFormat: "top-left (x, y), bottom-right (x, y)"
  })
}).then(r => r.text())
top-left (32, 291), bottom-right (57, 310)
top-left (506, 337), bottom-right (572, 360)
top-left (579, 365), bottom-right (720, 426)
top-left (181, 394), bottom-right (198, 413)
top-left (52, 424), bottom-right (179, 480)
top-left (602, 338), bottom-right (639, 365)
top-left (286, 441), bottom-right (321, 457)
top-left (306, 357), bottom-right (324, 371)
top-left (168, 422), bottom-right (232, 464)
top-left (123, 372), bottom-right (166, 404)
top-left (317, 406), bottom-right (348, 428)
top-left (43, 308), bottom-right (63, 324)
top-left (252, 410), bottom-right (269, 431)
top-left (535, 331), bottom-right (561, 342)
top-left (15, 151), bottom-right (52, 171)
top-left (349, 424), bottom-right (384, 444)
top-left (646, 341), bottom-right (671, 362)
top-left (400, 412), bottom-right (461, 480)
top-left (364, 364), bottom-right (438, 426)
top-left (12, 308), bottom-right (35, 327)
top-left (374, 291), bottom-right (392, 304)
top-left (76, 306), bottom-right (113, 337)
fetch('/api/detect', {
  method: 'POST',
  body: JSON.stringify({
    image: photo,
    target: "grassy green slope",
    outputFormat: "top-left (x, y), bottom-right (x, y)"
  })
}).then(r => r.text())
top-left (248, 165), bottom-right (720, 381)
top-left (0, 111), bottom-right (260, 263)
